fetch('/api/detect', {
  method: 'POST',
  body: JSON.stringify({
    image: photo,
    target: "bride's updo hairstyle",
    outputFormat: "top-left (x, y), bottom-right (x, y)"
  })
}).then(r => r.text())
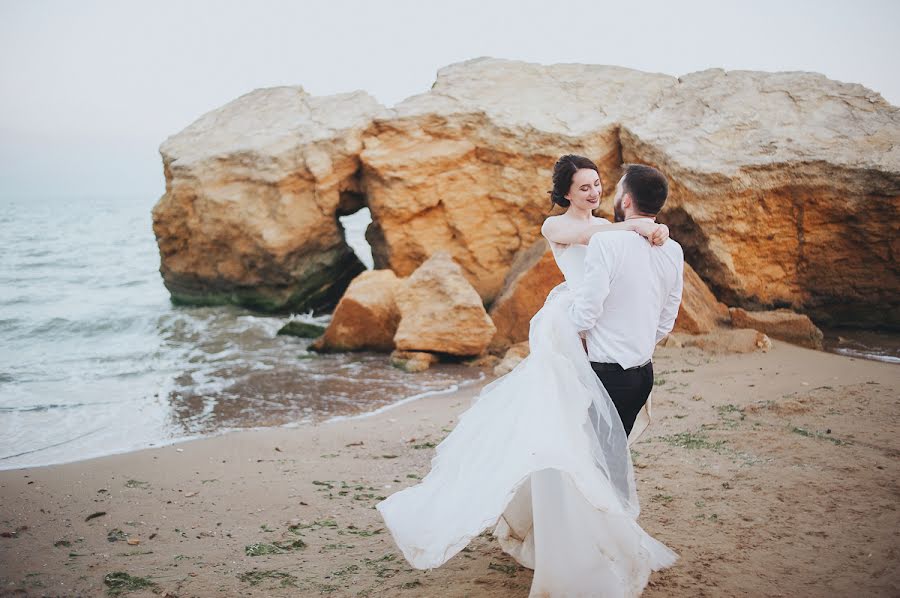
top-left (547, 154), bottom-right (601, 209)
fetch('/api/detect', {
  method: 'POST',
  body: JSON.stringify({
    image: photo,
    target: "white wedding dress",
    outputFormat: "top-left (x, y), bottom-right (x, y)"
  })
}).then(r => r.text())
top-left (376, 243), bottom-right (678, 597)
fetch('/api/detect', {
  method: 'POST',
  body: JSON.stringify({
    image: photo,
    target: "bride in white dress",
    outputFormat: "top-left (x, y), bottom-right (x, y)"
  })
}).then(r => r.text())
top-left (376, 155), bottom-right (678, 597)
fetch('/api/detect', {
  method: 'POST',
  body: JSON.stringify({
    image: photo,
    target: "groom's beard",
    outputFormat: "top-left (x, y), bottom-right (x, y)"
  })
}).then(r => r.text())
top-left (613, 201), bottom-right (625, 222)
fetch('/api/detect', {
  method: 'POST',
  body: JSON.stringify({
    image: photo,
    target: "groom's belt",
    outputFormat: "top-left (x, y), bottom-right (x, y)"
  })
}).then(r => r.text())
top-left (589, 358), bottom-right (652, 373)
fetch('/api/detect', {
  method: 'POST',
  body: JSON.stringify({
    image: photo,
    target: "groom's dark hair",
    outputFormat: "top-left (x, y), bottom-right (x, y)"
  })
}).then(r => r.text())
top-left (621, 164), bottom-right (668, 215)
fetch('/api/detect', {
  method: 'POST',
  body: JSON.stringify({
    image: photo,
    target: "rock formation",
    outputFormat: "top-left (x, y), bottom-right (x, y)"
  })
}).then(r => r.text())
top-left (153, 57), bottom-right (900, 328)
top-left (393, 252), bottom-right (496, 356)
top-left (151, 87), bottom-right (386, 312)
top-left (310, 269), bottom-right (402, 352)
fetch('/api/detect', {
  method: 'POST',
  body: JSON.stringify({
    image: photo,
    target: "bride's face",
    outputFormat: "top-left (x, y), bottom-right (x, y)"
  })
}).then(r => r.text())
top-left (565, 168), bottom-right (602, 211)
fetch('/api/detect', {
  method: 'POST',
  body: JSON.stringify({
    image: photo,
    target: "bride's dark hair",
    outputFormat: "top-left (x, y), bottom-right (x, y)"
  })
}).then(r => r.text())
top-left (547, 154), bottom-right (601, 209)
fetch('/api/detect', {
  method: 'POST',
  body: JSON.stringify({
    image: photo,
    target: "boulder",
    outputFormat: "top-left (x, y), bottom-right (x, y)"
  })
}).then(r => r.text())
top-left (151, 86), bottom-right (387, 312)
top-left (393, 251), bottom-right (496, 356)
top-left (729, 307), bottom-right (824, 350)
top-left (493, 341), bottom-right (530, 377)
top-left (309, 270), bottom-right (402, 352)
top-left (681, 328), bottom-right (773, 354)
top-left (674, 263), bottom-right (730, 334)
top-left (277, 321), bottom-right (327, 338)
top-left (487, 237), bottom-right (565, 353)
top-left (389, 350), bottom-right (439, 373)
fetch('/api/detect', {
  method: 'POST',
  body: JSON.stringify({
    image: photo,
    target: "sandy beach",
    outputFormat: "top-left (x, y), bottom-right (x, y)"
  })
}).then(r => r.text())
top-left (1, 341), bottom-right (897, 597)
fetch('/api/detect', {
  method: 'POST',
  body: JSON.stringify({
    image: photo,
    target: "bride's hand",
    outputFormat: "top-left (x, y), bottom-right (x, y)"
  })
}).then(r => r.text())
top-left (632, 221), bottom-right (669, 246)
top-left (650, 223), bottom-right (669, 246)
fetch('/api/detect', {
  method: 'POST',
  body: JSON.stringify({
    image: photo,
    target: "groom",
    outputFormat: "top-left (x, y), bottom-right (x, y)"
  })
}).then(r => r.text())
top-left (568, 163), bottom-right (684, 437)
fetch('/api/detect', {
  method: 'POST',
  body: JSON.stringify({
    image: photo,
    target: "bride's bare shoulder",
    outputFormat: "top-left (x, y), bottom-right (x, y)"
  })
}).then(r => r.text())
top-left (542, 214), bottom-right (563, 225)
top-left (592, 215), bottom-right (611, 224)
top-left (541, 215), bottom-right (567, 248)
top-left (541, 214), bottom-right (562, 235)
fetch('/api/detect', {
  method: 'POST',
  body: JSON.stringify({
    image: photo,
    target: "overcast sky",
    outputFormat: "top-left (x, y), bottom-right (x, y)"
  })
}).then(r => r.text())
top-left (1, 0), bottom-right (897, 201)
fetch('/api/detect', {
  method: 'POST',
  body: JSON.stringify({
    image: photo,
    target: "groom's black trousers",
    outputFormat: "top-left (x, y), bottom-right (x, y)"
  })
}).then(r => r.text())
top-left (589, 361), bottom-right (654, 436)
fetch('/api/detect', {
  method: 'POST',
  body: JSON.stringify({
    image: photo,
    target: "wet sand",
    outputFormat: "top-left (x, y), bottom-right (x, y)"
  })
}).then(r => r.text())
top-left (1, 341), bottom-right (898, 597)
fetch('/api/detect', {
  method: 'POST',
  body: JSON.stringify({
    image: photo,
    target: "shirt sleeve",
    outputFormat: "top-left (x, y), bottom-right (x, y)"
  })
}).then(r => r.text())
top-left (656, 250), bottom-right (685, 343)
top-left (568, 234), bottom-right (617, 333)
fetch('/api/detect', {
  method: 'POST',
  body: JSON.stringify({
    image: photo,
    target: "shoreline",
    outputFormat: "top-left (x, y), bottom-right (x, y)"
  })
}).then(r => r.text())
top-left (1, 342), bottom-right (897, 596)
top-left (0, 372), bottom-right (488, 473)
top-left (4, 337), bottom-right (895, 473)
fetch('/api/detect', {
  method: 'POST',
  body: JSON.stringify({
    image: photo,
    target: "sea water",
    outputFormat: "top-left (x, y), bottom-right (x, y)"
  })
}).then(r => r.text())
top-left (0, 195), bottom-right (483, 470)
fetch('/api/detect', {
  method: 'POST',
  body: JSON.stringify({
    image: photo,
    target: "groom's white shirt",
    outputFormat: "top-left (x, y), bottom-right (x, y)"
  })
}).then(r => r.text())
top-left (568, 227), bottom-right (684, 368)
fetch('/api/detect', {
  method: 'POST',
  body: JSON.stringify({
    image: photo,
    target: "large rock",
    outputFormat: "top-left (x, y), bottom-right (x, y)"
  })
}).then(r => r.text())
top-left (151, 86), bottom-right (387, 312)
top-left (487, 237), bottom-right (565, 353)
top-left (360, 58), bottom-right (675, 303)
top-left (620, 69), bottom-right (900, 327)
top-left (729, 307), bottom-right (824, 350)
top-left (393, 252), bottom-right (496, 356)
top-left (154, 58), bottom-right (900, 327)
top-left (310, 270), bottom-right (402, 352)
top-left (674, 263), bottom-right (730, 334)
top-left (363, 59), bottom-right (899, 324)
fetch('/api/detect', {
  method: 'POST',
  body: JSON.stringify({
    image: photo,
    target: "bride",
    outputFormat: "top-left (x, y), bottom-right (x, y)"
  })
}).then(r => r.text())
top-left (376, 155), bottom-right (679, 597)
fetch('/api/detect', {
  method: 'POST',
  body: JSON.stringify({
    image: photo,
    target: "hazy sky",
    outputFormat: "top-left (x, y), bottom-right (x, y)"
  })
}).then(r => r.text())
top-left (1, 0), bottom-right (898, 200)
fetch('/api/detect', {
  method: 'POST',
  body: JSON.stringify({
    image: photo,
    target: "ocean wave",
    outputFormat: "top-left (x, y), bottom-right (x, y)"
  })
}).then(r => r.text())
top-left (14, 315), bottom-right (153, 340)
top-left (0, 399), bottom-right (121, 413)
top-left (832, 347), bottom-right (900, 364)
